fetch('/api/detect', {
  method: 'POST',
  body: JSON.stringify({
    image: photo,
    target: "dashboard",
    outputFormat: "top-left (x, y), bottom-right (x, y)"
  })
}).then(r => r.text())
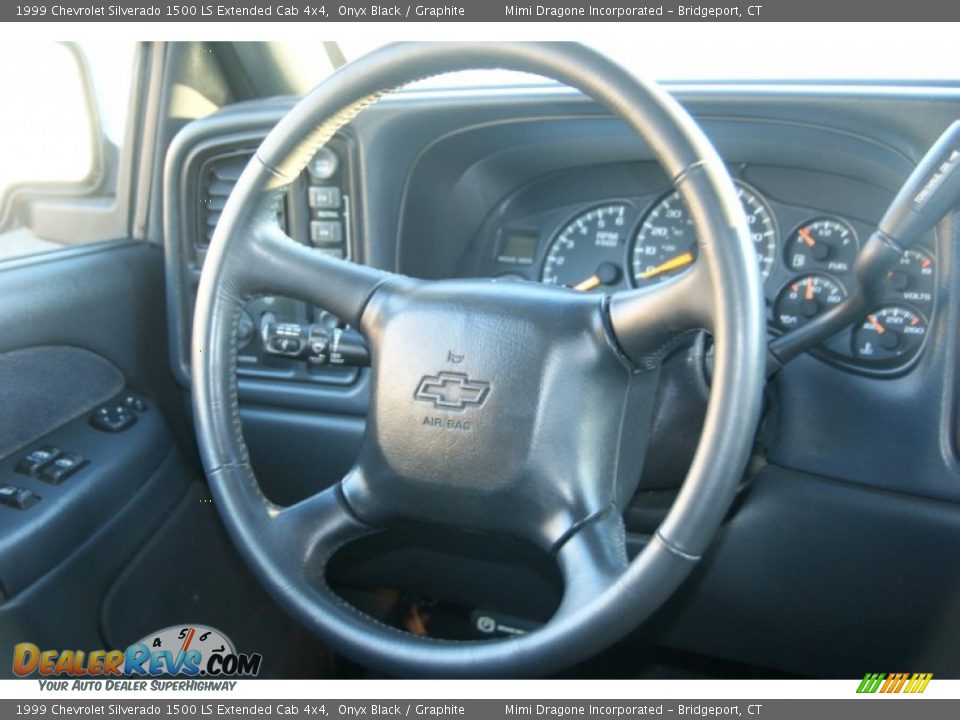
top-left (161, 80), bottom-right (960, 677)
top-left (163, 87), bottom-right (960, 499)
top-left (168, 120), bottom-right (938, 383)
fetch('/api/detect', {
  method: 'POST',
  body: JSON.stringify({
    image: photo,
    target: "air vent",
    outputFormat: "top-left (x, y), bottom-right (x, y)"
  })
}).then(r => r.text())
top-left (196, 150), bottom-right (252, 247)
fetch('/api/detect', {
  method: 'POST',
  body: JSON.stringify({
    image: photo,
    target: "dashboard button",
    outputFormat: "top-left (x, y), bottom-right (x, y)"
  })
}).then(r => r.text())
top-left (307, 148), bottom-right (339, 181)
top-left (310, 220), bottom-right (343, 246)
top-left (308, 186), bottom-right (341, 210)
top-left (16, 445), bottom-right (61, 476)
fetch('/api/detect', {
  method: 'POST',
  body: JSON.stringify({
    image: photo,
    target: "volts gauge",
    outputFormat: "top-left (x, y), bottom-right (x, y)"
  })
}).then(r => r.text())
top-left (885, 248), bottom-right (935, 308)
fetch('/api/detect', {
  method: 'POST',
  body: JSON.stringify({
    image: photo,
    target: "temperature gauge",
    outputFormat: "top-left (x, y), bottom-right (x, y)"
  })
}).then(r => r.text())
top-left (853, 306), bottom-right (928, 362)
top-left (785, 218), bottom-right (858, 274)
top-left (774, 274), bottom-right (847, 331)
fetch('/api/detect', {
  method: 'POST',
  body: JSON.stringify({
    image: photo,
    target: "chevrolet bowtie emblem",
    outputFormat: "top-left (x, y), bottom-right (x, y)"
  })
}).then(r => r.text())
top-left (414, 372), bottom-right (491, 411)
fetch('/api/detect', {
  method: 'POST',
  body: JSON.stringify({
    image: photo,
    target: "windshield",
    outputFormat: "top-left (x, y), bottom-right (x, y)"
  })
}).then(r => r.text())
top-left (273, 28), bottom-right (959, 94)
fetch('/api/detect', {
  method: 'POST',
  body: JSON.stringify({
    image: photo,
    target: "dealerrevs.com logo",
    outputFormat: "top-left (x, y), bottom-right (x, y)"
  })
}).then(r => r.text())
top-left (13, 624), bottom-right (262, 683)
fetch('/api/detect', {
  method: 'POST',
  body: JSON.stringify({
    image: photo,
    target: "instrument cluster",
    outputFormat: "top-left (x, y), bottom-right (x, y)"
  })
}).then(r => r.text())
top-left (485, 178), bottom-right (937, 374)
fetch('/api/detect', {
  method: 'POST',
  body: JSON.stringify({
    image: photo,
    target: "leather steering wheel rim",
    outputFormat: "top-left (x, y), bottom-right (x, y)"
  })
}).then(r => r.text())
top-left (191, 42), bottom-right (766, 678)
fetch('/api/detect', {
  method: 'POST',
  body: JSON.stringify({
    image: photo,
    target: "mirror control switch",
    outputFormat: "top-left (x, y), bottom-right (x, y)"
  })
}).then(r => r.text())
top-left (90, 404), bottom-right (137, 433)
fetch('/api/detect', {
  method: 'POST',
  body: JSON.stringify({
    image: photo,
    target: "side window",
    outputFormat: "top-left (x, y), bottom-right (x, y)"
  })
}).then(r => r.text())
top-left (0, 41), bottom-right (138, 261)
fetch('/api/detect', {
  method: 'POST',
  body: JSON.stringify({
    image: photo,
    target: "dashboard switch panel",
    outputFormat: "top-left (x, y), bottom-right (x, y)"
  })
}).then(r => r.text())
top-left (303, 146), bottom-right (353, 259)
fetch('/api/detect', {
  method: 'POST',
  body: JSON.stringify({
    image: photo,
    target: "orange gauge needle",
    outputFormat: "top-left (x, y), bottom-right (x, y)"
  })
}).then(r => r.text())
top-left (573, 275), bottom-right (603, 292)
top-left (868, 314), bottom-right (886, 334)
top-left (798, 227), bottom-right (817, 248)
top-left (639, 251), bottom-right (695, 280)
top-left (805, 278), bottom-right (815, 301)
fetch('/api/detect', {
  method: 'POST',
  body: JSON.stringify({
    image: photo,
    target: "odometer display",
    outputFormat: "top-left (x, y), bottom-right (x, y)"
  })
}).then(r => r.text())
top-left (631, 180), bottom-right (777, 286)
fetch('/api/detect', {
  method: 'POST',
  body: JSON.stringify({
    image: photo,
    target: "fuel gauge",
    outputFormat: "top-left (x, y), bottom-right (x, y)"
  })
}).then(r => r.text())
top-left (785, 218), bottom-right (858, 274)
top-left (852, 306), bottom-right (928, 362)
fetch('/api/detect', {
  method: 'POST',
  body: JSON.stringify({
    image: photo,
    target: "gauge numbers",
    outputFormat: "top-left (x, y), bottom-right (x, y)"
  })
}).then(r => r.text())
top-left (886, 248), bottom-right (935, 308)
top-left (853, 306), bottom-right (928, 362)
top-left (541, 204), bottom-right (630, 291)
top-left (786, 217), bottom-right (858, 274)
top-left (631, 180), bottom-right (777, 286)
top-left (774, 274), bottom-right (846, 331)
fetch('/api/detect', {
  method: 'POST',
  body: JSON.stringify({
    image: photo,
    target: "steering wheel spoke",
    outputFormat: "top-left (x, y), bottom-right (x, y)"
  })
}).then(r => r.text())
top-left (607, 263), bottom-right (714, 369)
top-left (268, 466), bottom-right (380, 578)
top-left (240, 222), bottom-right (392, 328)
top-left (553, 509), bottom-right (629, 619)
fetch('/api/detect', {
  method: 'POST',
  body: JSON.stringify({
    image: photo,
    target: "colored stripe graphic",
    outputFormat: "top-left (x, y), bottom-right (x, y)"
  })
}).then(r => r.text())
top-left (857, 673), bottom-right (885, 693)
top-left (904, 673), bottom-right (934, 694)
top-left (857, 672), bottom-right (932, 694)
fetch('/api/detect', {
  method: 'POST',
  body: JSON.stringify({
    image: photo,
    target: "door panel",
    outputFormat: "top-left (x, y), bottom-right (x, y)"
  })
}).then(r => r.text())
top-left (0, 240), bottom-right (195, 672)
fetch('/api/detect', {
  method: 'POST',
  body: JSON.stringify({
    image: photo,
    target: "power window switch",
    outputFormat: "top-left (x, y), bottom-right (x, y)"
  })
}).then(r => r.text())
top-left (15, 445), bottom-right (60, 476)
top-left (0, 485), bottom-right (40, 510)
top-left (38, 454), bottom-right (87, 485)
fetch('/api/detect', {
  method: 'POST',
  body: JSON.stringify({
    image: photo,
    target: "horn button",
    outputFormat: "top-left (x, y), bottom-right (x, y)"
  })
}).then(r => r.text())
top-left (352, 279), bottom-right (636, 545)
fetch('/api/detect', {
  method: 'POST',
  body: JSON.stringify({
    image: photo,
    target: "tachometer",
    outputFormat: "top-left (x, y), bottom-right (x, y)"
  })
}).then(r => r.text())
top-left (630, 180), bottom-right (777, 287)
top-left (541, 204), bottom-right (630, 291)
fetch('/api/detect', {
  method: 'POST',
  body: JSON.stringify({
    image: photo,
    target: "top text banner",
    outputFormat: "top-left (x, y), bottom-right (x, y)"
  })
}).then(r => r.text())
top-left (6, 0), bottom-right (960, 21)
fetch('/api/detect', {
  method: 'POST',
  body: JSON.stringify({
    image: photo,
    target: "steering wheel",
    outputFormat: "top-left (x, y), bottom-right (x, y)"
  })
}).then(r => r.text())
top-left (192, 42), bottom-right (765, 678)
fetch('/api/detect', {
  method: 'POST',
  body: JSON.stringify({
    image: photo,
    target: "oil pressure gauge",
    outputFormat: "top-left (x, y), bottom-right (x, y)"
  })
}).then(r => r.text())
top-left (785, 218), bottom-right (858, 274)
top-left (774, 274), bottom-right (847, 331)
top-left (853, 306), bottom-right (928, 362)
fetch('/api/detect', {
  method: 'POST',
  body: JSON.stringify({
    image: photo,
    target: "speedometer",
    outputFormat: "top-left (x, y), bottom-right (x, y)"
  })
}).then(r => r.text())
top-left (541, 204), bottom-right (631, 292)
top-left (630, 180), bottom-right (777, 287)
